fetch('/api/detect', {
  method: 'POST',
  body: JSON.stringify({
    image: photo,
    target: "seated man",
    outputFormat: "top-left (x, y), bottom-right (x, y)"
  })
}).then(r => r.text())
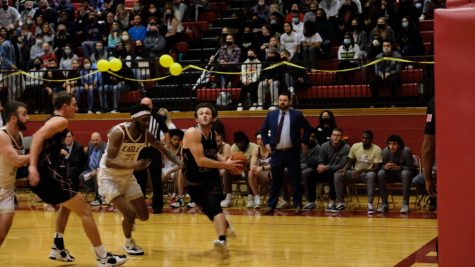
top-left (377, 134), bottom-right (415, 214)
top-left (301, 129), bottom-right (321, 210)
top-left (163, 129), bottom-right (187, 208)
top-left (333, 130), bottom-right (382, 214)
top-left (220, 130), bottom-right (257, 208)
top-left (247, 132), bottom-right (271, 209)
top-left (412, 163), bottom-right (437, 211)
top-left (79, 132), bottom-right (106, 206)
top-left (303, 127), bottom-right (350, 211)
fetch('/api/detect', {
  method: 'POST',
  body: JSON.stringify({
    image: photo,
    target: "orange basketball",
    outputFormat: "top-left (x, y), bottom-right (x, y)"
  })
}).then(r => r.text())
top-left (228, 151), bottom-right (248, 176)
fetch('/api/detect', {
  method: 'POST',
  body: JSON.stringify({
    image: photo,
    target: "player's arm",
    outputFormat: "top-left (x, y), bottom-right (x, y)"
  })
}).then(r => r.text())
top-left (104, 127), bottom-right (142, 169)
top-left (147, 131), bottom-right (182, 168)
top-left (421, 134), bottom-right (435, 195)
top-left (28, 116), bottom-right (68, 185)
top-left (0, 132), bottom-right (29, 167)
top-left (183, 127), bottom-right (241, 172)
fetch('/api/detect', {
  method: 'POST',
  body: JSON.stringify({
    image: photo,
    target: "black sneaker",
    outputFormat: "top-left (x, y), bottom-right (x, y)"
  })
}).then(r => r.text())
top-left (97, 252), bottom-right (127, 266)
top-left (330, 203), bottom-right (346, 213)
top-left (427, 197), bottom-right (437, 212)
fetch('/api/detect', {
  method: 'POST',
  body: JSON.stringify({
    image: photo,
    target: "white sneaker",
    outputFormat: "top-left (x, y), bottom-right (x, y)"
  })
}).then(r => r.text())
top-left (254, 195), bottom-right (261, 209)
top-left (123, 239), bottom-right (144, 255)
top-left (226, 221), bottom-right (237, 239)
top-left (49, 247), bottom-right (75, 262)
top-left (276, 200), bottom-right (290, 209)
top-left (96, 110), bottom-right (102, 114)
top-left (400, 204), bottom-right (409, 214)
top-left (246, 195), bottom-right (255, 209)
top-left (268, 106), bottom-right (277, 111)
top-left (220, 194), bottom-right (232, 208)
top-left (170, 197), bottom-right (184, 208)
top-left (185, 202), bottom-right (196, 208)
top-left (97, 252), bottom-right (127, 266)
top-left (249, 106), bottom-right (257, 111)
top-left (256, 106), bottom-right (263, 111)
top-left (110, 110), bottom-right (119, 114)
top-left (87, 110), bottom-right (93, 114)
top-left (213, 240), bottom-right (229, 255)
top-left (236, 103), bottom-right (243, 111)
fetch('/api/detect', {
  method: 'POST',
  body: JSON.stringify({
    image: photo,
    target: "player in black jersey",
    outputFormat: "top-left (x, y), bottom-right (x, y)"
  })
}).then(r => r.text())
top-left (182, 102), bottom-right (243, 256)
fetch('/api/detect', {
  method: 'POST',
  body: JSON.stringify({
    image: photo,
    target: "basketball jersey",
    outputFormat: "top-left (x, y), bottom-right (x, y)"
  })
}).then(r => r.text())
top-left (38, 114), bottom-right (68, 169)
top-left (0, 127), bottom-right (23, 188)
top-left (257, 146), bottom-right (271, 167)
top-left (100, 122), bottom-right (148, 178)
top-left (182, 127), bottom-right (219, 184)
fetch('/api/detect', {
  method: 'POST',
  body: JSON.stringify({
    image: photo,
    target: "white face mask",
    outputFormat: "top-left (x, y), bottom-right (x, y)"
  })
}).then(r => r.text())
top-left (372, 39), bottom-right (380, 46)
top-left (83, 63), bottom-right (91, 69)
top-left (383, 47), bottom-right (391, 53)
top-left (121, 35), bottom-right (129, 41)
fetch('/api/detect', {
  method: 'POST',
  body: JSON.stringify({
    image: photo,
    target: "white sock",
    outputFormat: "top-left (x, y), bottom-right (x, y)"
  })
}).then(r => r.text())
top-left (94, 245), bottom-right (107, 259)
top-left (125, 237), bottom-right (132, 245)
top-left (54, 232), bottom-right (64, 239)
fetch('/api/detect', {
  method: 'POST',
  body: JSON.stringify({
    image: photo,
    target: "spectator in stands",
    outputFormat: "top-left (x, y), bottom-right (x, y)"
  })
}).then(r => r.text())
top-left (114, 4), bottom-right (130, 30)
top-left (91, 41), bottom-right (108, 63)
top-left (280, 22), bottom-right (300, 59)
top-left (158, 108), bottom-right (177, 141)
top-left (316, 110), bottom-right (337, 146)
top-left (128, 15), bottom-right (146, 42)
top-left (267, 36), bottom-right (281, 56)
top-left (166, 129), bottom-right (186, 208)
top-left (238, 49), bottom-right (261, 111)
top-left (23, 57), bottom-right (46, 113)
top-left (247, 132), bottom-right (271, 209)
top-left (22, 15), bottom-right (34, 34)
top-left (129, 2), bottom-right (144, 18)
top-left (59, 44), bottom-right (78, 70)
top-left (107, 23), bottom-right (122, 50)
top-left (39, 42), bottom-right (57, 67)
top-left (61, 130), bottom-right (86, 192)
top-left (0, 34), bottom-right (16, 71)
top-left (43, 59), bottom-right (65, 95)
top-left (333, 129), bottom-right (382, 214)
top-left (290, 11), bottom-right (304, 37)
top-left (251, 0), bottom-right (270, 23)
top-left (220, 130), bottom-right (257, 208)
top-left (34, 0), bottom-right (56, 25)
top-left (377, 134), bottom-right (414, 214)
top-left (349, 19), bottom-right (368, 57)
top-left (80, 132), bottom-right (106, 206)
top-left (239, 25), bottom-right (256, 58)
top-left (216, 26), bottom-right (230, 47)
top-left (62, 58), bottom-right (81, 95)
top-left (300, 129), bottom-right (321, 210)
top-left (337, 32), bottom-right (362, 83)
top-left (268, 11), bottom-right (284, 36)
top-left (30, 34), bottom-right (44, 64)
top-left (74, 4), bottom-right (88, 42)
top-left (20, 1), bottom-right (35, 25)
top-left (304, 2), bottom-right (318, 23)
top-left (82, 12), bottom-right (107, 58)
top-left (279, 49), bottom-right (309, 96)
top-left (257, 47), bottom-right (280, 110)
top-left (144, 23), bottom-right (167, 58)
top-left (319, 0), bottom-right (339, 21)
top-left (143, 3), bottom-right (161, 24)
top-left (39, 22), bottom-right (55, 44)
top-left (255, 24), bottom-right (272, 61)
top-left (53, 0), bottom-right (74, 18)
top-left (131, 39), bottom-right (149, 80)
top-left (372, 0), bottom-right (397, 28)
top-left (366, 33), bottom-right (383, 58)
top-left (286, 3), bottom-right (305, 24)
top-left (119, 31), bottom-right (134, 59)
top-left (209, 34), bottom-right (241, 88)
top-left (0, 0), bottom-right (19, 29)
top-left (300, 21), bottom-right (323, 68)
top-left (78, 57), bottom-right (100, 114)
top-left (54, 23), bottom-right (74, 51)
top-left (163, 5), bottom-right (184, 51)
top-left (370, 17), bottom-right (395, 43)
top-left (216, 131), bottom-right (231, 179)
top-left (172, 0), bottom-right (188, 22)
top-left (396, 16), bottom-right (424, 56)
top-left (99, 61), bottom-right (140, 113)
top-left (372, 40), bottom-right (402, 104)
top-left (396, 0), bottom-right (420, 24)
top-left (338, 0), bottom-right (359, 28)
top-left (305, 127), bottom-right (350, 210)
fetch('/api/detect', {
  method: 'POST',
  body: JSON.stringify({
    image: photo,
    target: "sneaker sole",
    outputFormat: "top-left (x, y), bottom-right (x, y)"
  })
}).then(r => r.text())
top-left (123, 246), bottom-right (144, 256)
top-left (213, 241), bottom-right (229, 255)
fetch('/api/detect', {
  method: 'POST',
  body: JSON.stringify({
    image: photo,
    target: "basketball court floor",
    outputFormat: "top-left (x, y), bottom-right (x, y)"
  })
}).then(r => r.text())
top-left (0, 194), bottom-right (438, 267)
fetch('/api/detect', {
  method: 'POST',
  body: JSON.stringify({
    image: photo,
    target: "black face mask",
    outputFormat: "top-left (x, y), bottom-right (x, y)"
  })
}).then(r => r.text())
top-left (308, 139), bottom-right (317, 148)
top-left (34, 63), bottom-right (42, 68)
top-left (2, 5), bottom-right (8, 10)
top-left (378, 24), bottom-right (386, 30)
top-left (321, 118), bottom-right (331, 124)
top-left (226, 41), bottom-right (233, 46)
top-left (281, 57), bottom-right (288, 61)
top-left (248, 56), bottom-right (256, 60)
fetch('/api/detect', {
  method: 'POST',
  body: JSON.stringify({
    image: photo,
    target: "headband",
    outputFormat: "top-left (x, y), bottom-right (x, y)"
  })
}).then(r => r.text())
top-left (130, 110), bottom-right (151, 119)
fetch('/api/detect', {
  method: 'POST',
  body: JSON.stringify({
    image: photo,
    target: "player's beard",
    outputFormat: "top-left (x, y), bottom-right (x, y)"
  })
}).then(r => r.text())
top-left (17, 119), bottom-right (26, 131)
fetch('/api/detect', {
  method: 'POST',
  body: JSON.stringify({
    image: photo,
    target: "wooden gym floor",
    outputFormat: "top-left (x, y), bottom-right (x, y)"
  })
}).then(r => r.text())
top-left (0, 193), bottom-right (438, 267)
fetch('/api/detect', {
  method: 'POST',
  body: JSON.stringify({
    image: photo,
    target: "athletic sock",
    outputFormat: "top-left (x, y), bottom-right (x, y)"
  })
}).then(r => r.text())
top-left (54, 232), bottom-right (65, 250)
top-left (94, 245), bottom-right (108, 259)
top-left (219, 235), bottom-right (226, 242)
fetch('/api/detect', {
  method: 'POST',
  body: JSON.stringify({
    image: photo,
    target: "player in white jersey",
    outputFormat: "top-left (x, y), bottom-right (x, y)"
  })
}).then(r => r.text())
top-left (0, 101), bottom-right (29, 246)
top-left (98, 104), bottom-right (182, 256)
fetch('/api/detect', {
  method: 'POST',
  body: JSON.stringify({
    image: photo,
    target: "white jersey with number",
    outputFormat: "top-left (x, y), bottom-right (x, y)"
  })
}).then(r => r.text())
top-left (0, 127), bottom-right (23, 188)
top-left (99, 123), bottom-right (148, 178)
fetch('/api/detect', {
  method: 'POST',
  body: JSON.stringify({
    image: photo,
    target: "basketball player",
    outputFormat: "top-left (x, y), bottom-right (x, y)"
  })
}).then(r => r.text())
top-left (182, 102), bottom-right (242, 255)
top-left (0, 101), bottom-right (30, 246)
top-left (28, 92), bottom-right (127, 266)
top-left (98, 104), bottom-right (182, 255)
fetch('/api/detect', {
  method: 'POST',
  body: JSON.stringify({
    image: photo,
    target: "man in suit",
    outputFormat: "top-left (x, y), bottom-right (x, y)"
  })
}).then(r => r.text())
top-left (62, 130), bottom-right (86, 191)
top-left (260, 90), bottom-right (312, 214)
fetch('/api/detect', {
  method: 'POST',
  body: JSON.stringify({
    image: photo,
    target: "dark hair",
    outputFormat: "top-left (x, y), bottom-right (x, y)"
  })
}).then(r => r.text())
top-left (194, 102), bottom-right (218, 118)
top-left (5, 101), bottom-right (26, 123)
top-left (130, 104), bottom-right (151, 116)
top-left (333, 127), bottom-right (344, 135)
top-left (279, 90), bottom-right (291, 99)
top-left (362, 129), bottom-right (374, 140)
top-left (53, 91), bottom-right (74, 110)
top-left (67, 130), bottom-right (74, 136)
top-left (318, 110), bottom-right (337, 128)
top-left (233, 130), bottom-right (249, 146)
top-left (169, 128), bottom-right (184, 140)
top-left (387, 134), bottom-right (405, 148)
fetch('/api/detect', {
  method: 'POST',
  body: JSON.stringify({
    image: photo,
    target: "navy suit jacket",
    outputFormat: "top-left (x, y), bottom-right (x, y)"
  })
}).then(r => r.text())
top-left (260, 108), bottom-right (312, 151)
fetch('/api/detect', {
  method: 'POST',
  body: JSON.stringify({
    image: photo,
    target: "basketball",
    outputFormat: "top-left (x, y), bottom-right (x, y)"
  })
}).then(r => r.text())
top-left (228, 151), bottom-right (248, 176)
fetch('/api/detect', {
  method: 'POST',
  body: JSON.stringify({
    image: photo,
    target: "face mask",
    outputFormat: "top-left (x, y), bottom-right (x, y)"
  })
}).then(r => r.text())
top-left (26, 19), bottom-right (33, 24)
top-left (402, 22), bottom-right (409, 28)
top-left (36, 39), bottom-right (42, 44)
top-left (372, 39), bottom-right (380, 46)
top-left (351, 25), bottom-right (358, 31)
top-left (415, 2), bottom-right (422, 9)
top-left (150, 30), bottom-right (158, 34)
top-left (121, 35), bottom-right (129, 41)
top-left (322, 118), bottom-right (331, 124)
top-left (26, 7), bottom-right (32, 11)
top-left (40, 5), bottom-right (47, 9)
top-left (343, 38), bottom-right (351, 45)
top-left (149, 8), bottom-right (156, 13)
top-left (311, 9), bottom-right (317, 12)
top-left (134, 6), bottom-right (141, 11)
top-left (308, 139), bottom-right (317, 148)
top-left (248, 56), bottom-right (256, 60)
top-left (64, 48), bottom-right (71, 54)
top-left (292, 17), bottom-right (299, 24)
top-left (292, 9), bottom-right (299, 14)
top-left (34, 63), bottom-right (41, 68)
top-left (270, 19), bottom-right (276, 24)
top-left (281, 56), bottom-right (288, 61)
top-left (165, 14), bottom-right (172, 19)
top-left (2, 5), bottom-right (7, 10)
top-left (226, 41), bottom-right (233, 46)
top-left (43, 49), bottom-right (50, 53)
top-left (83, 63), bottom-right (91, 69)
top-left (377, 24), bottom-right (386, 30)
top-left (383, 47), bottom-right (391, 53)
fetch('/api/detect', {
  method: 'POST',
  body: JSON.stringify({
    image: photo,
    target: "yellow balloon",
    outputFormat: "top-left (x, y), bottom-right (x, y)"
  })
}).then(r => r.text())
top-left (169, 62), bottom-right (183, 76)
top-left (109, 58), bottom-right (123, 72)
top-left (159, 54), bottom-right (174, 68)
top-left (97, 59), bottom-right (110, 72)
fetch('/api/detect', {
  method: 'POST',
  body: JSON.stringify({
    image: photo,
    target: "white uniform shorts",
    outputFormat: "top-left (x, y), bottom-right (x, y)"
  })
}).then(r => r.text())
top-left (0, 186), bottom-right (15, 214)
top-left (98, 172), bottom-right (143, 204)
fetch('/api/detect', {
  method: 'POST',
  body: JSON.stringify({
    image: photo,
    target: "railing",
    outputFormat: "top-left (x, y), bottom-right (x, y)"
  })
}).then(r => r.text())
top-left (0, 56), bottom-right (433, 113)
